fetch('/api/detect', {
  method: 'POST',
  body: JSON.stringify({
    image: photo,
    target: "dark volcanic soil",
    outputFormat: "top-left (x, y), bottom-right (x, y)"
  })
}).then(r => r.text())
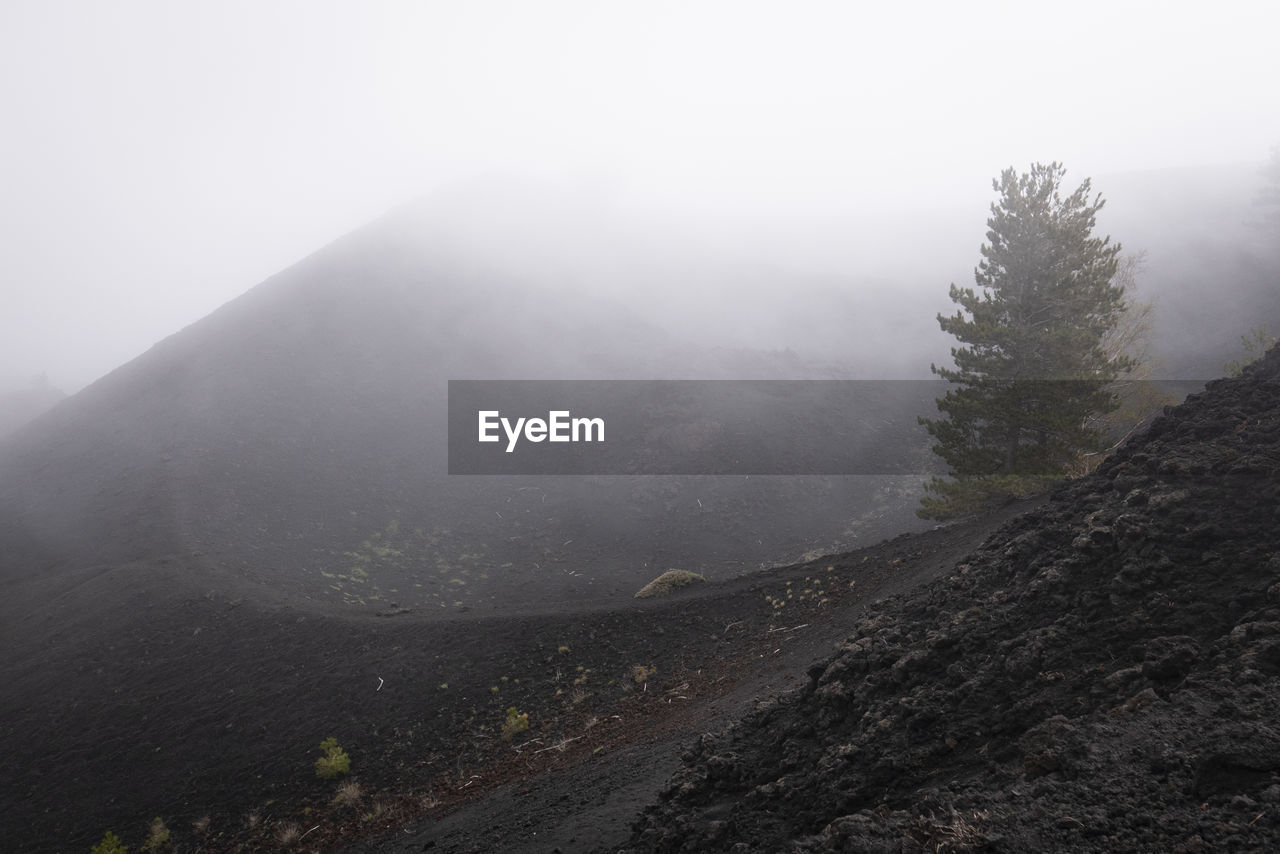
top-left (0, 493), bottom-right (1032, 854)
top-left (621, 347), bottom-right (1280, 852)
top-left (9, 333), bottom-right (1277, 852)
top-left (10, 334), bottom-right (1278, 852)
top-left (5, 197), bottom-right (1276, 852)
top-left (0, 202), bottom-right (958, 853)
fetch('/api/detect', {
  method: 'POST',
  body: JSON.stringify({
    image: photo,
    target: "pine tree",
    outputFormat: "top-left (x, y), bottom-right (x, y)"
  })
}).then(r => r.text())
top-left (919, 162), bottom-right (1133, 518)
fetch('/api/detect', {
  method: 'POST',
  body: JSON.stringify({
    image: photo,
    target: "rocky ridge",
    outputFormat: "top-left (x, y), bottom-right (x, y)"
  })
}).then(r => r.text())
top-left (624, 345), bottom-right (1280, 852)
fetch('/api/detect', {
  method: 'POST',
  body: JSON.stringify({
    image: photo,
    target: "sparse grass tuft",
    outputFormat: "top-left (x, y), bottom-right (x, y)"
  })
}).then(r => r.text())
top-left (275, 822), bottom-right (302, 847)
top-left (501, 706), bottom-right (530, 741)
top-left (632, 664), bottom-right (657, 685)
top-left (634, 569), bottom-right (705, 599)
top-left (908, 807), bottom-right (996, 849)
top-left (139, 817), bottom-right (171, 853)
top-left (332, 779), bottom-right (363, 807)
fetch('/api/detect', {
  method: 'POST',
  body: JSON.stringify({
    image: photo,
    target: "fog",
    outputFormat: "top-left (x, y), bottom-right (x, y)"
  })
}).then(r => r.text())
top-left (2, 1), bottom-right (1278, 393)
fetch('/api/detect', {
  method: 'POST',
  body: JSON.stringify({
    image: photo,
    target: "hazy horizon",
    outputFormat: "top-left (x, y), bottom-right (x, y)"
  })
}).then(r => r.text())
top-left (3, 1), bottom-right (1278, 393)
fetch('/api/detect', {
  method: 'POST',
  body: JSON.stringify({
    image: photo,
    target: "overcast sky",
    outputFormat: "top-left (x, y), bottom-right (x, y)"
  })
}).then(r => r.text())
top-left (3, 1), bottom-right (1278, 392)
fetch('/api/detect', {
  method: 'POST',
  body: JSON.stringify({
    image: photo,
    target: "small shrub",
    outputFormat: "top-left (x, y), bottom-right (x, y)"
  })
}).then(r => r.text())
top-left (139, 818), bottom-right (170, 853)
top-left (91, 832), bottom-right (127, 854)
top-left (1225, 326), bottom-right (1277, 377)
top-left (632, 664), bottom-right (657, 685)
top-left (315, 737), bottom-right (352, 780)
top-left (332, 779), bottom-right (363, 807)
top-left (634, 569), bottom-right (706, 599)
top-left (501, 706), bottom-right (530, 741)
top-left (275, 822), bottom-right (302, 847)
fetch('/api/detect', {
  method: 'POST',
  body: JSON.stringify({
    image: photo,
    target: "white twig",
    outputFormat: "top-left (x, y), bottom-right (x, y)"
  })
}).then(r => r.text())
top-left (300, 825), bottom-right (320, 840)
top-left (376, 676), bottom-right (384, 691)
top-left (534, 736), bottom-right (583, 754)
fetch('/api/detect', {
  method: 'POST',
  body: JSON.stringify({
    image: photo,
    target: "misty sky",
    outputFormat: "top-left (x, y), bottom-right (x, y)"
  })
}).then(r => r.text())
top-left (3, 1), bottom-right (1278, 392)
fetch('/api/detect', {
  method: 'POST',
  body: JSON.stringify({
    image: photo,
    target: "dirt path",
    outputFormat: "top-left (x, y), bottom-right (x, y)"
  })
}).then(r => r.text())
top-left (0, 492), bottom-right (1033, 854)
top-left (344, 500), bottom-right (1041, 853)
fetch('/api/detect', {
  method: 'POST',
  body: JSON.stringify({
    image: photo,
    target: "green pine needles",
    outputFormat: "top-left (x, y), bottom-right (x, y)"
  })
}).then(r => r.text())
top-left (920, 162), bottom-right (1134, 518)
top-left (501, 706), bottom-right (530, 741)
top-left (314, 737), bottom-right (351, 780)
top-left (91, 832), bottom-right (128, 854)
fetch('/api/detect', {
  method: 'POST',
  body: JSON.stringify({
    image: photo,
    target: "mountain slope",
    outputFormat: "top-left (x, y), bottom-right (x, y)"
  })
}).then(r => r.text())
top-left (0, 377), bottom-right (65, 438)
top-left (0, 194), bottom-right (940, 851)
top-left (0, 198), bottom-right (934, 618)
top-left (624, 344), bottom-right (1280, 852)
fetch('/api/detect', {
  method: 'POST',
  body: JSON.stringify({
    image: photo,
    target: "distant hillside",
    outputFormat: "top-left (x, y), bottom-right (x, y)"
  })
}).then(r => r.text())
top-left (0, 376), bottom-right (64, 438)
top-left (1096, 162), bottom-right (1280, 379)
top-left (0, 195), bottom-right (936, 620)
top-left (3, 165), bottom-right (1273, 613)
top-left (0, 191), bottom-right (938, 852)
